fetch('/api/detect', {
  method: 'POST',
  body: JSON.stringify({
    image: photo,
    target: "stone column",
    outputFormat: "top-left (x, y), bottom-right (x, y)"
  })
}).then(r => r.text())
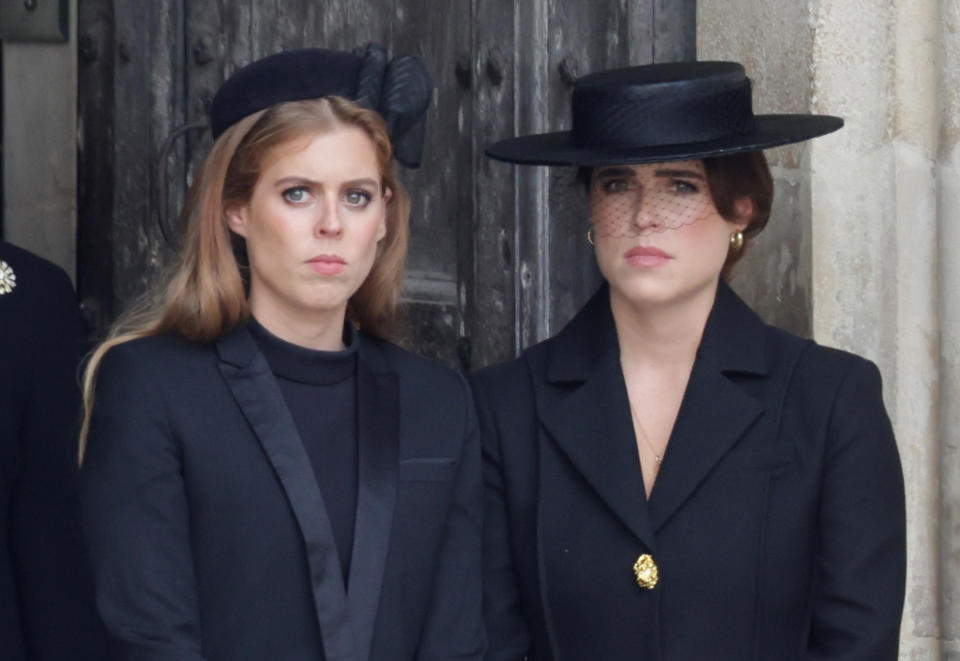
top-left (697, 0), bottom-right (816, 337)
top-left (936, 1), bottom-right (960, 656)
top-left (699, 0), bottom-right (958, 657)
top-left (2, 0), bottom-right (78, 279)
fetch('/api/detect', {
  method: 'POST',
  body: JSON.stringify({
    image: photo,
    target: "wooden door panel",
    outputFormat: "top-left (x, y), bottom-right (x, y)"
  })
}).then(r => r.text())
top-left (543, 0), bottom-right (643, 335)
top-left (393, 0), bottom-right (472, 368)
top-left (469, 0), bottom-right (520, 368)
top-left (78, 0), bottom-right (695, 369)
top-left (78, 0), bottom-right (187, 328)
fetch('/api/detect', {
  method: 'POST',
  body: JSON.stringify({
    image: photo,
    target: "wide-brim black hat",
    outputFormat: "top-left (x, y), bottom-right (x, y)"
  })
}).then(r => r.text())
top-left (486, 61), bottom-right (843, 166)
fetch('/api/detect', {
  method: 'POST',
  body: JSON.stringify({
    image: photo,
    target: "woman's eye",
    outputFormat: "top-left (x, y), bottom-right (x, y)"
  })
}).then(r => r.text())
top-left (345, 190), bottom-right (373, 207)
top-left (671, 180), bottom-right (699, 194)
top-left (282, 187), bottom-right (310, 204)
top-left (600, 178), bottom-right (632, 194)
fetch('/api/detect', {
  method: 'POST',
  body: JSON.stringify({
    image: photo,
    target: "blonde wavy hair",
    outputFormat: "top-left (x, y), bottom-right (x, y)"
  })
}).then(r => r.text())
top-left (79, 96), bottom-right (410, 458)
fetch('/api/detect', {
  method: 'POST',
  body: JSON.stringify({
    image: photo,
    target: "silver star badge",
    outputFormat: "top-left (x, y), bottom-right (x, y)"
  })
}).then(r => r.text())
top-left (0, 260), bottom-right (17, 295)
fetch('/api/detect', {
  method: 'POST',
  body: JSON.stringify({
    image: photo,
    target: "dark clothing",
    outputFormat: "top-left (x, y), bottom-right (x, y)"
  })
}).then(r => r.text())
top-left (471, 281), bottom-right (906, 661)
top-left (0, 241), bottom-right (109, 661)
top-left (248, 317), bottom-right (359, 581)
top-left (81, 324), bottom-right (484, 661)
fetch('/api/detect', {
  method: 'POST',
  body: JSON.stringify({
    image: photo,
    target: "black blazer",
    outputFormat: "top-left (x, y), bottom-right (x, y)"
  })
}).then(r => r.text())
top-left (0, 241), bottom-right (108, 661)
top-left (81, 325), bottom-right (484, 661)
top-left (471, 282), bottom-right (905, 661)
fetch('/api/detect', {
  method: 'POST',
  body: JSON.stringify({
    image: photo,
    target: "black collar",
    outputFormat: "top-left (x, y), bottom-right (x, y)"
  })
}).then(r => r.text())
top-left (545, 279), bottom-right (768, 383)
top-left (535, 279), bottom-right (769, 543)
top-left (216, 317), bottom-right (392, 377)
top-left (246, 316), bottom-right (357, 385)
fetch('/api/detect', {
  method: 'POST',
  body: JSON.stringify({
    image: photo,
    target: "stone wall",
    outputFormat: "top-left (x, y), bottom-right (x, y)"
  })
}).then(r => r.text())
top-left (2, 0), bottom-right (78, 280)
top-left (700, 0), bottom-right (959, 657)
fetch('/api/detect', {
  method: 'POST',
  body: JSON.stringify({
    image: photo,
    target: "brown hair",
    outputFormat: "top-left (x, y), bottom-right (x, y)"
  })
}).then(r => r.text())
top-left (701, 150), bottom-right (773, 273)
top-left (576, 150), bottom-right (773, 274)
top-left (79, 96), bottom-right (409, 458)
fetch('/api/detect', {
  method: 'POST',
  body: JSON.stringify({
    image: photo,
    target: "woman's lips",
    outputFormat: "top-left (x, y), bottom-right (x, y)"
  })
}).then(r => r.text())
top-left (306, 255), bottom-right (346, 275)
top-left (624, 245), bottom-right (673, 267)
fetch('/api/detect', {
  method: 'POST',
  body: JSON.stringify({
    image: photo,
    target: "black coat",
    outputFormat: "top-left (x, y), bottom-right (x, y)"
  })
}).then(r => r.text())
top-left (471, 282), bottom-right (906, 661)
top-left (0, 241), bottom-right (108, 660)
top-left (81, 324), bottom-right (484, 661)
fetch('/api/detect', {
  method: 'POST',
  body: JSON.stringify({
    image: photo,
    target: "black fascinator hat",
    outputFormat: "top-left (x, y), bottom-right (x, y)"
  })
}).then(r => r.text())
top-left (210, 44), bottom-right (433, 168)
top-left (486, 61), bottom-right (843, 166)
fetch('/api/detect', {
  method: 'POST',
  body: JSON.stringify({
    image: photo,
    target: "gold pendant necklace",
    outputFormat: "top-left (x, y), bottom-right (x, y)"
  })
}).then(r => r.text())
top-left (630, 404), bottom-right (663, 471)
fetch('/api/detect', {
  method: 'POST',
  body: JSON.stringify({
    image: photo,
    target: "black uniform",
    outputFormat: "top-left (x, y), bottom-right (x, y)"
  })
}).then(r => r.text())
top-left (81, 322), bottom-right (484, 661)
top-left (473, 281), bottom-right (906, 661)
top-left (0, 240), bottom-right (108, 660)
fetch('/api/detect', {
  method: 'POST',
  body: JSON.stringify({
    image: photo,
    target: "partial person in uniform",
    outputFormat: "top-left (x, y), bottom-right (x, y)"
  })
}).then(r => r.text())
top-left (473, 62), bottom-right (905, 660)
top-left (0, 240), bottom-right (108, 660)
top-left (80, 46), bottom-right (483, 661)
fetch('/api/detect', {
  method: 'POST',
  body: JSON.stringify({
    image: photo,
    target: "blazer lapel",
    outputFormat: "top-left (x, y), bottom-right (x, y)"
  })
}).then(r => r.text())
top-left (536, 287), bottom-right (657, 550)
top-left (647, 357), bottom-right (763, 530)
top-left (536, 282), bottom-right (770, 544)
top-left (215, 326), bottom-right (358, 661)
top-left (345, 337), bottom-right (398, 661)
top-left (649, 282), bottom-right (767, 530)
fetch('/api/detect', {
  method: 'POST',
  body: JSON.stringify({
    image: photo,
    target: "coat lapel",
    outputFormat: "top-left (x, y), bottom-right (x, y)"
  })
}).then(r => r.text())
top-left (648, 282), bottom-right (767, 530)
top-left (647, 356), bottom-right (763, 530)
top-left (536, 287), bottom-right (657, 551)
top-left (346, 337), bottom-right (398, 661)
top-left (215, 326), bottom-right (358, 661)
top-left (536, 282), bottom-right (770, 545)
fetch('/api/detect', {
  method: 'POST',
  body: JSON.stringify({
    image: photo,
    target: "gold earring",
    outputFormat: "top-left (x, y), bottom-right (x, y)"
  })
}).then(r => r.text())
top-left (730, 231), bottom-right (744, 251)
top-left (587, 228), bottom-right (595, 245)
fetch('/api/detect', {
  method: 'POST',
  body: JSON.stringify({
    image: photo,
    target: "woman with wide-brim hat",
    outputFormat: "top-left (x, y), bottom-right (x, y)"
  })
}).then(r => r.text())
top-left (79, 46), bottom-right (484, 661)
top-left (471, 61), bottom-right (905, 660)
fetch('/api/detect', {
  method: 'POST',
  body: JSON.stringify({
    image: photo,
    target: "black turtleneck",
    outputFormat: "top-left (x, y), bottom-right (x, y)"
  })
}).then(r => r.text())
top-left (247, 317), bottom-right (358, 585)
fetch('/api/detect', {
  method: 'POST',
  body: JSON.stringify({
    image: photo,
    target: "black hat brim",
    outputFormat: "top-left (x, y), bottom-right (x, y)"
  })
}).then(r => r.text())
top-left (485, 114), bottom-right (843, 166)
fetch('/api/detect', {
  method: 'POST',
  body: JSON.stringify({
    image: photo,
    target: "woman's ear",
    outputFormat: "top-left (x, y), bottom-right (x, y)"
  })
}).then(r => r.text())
top-left (377, 187), bottom-right (393, 241)
top-left (732, 196), bottom-right (754, 233)
top-left (225, 205), bottom-right (248, 237)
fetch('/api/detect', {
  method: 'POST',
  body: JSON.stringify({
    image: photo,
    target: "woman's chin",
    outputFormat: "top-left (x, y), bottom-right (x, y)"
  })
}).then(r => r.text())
top-left (610, 275), bottom-right (719, 312)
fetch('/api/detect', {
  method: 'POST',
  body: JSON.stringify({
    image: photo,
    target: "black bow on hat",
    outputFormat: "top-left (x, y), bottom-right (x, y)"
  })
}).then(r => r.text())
top-left (209, 44), bottom-right (433, 168)
top-left (486, 61), bottom-right (843, 166)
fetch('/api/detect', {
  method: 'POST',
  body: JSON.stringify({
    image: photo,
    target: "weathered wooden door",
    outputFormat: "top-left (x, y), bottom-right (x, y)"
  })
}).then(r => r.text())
top-left (77, 0), bottom-right (694, 370)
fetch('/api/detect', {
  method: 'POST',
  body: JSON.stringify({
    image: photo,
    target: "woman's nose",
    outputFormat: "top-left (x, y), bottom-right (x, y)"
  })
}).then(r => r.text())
top-left (632, 190), bottom-right (665, 233)
top-left (314, 198), bottom-right (343, 237)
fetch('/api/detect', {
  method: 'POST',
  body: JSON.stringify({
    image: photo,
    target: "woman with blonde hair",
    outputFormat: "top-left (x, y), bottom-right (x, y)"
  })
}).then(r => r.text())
top-left (80, 46), bottom-right (483, 661)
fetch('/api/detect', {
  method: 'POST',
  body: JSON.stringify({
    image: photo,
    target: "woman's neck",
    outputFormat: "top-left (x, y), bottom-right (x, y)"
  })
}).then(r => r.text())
top-left (610, 282), bottom-right (718, 370)
top-left (248, 295), bottom-right (347, 351)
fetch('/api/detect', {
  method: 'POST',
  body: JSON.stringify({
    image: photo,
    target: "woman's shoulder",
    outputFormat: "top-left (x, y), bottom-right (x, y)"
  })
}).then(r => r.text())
top-left (470, 352), bottom-right (528, 390)
top-left (762, 324), bottom-right (885, 406)
top-left (0, 241), bottom-right (80, 330)
top-left (361, 333), bottom-right (471, 398)
top-left (766, 322), bottom-right (877, 373)
top-left (0, 240), bottom-right (72, 291)
top-left (471, 321), bottom-right (580, 385)
top-left (361, 336), bottom-right (481, 438)
top-left (98, 333), bottom-right (215, 382)
top-left (467, 343), bottom-right (548, 416)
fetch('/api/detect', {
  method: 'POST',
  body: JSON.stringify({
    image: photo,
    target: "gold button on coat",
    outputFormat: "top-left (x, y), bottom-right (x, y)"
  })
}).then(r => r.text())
top-left (633, 553), bottom-right (659, 589)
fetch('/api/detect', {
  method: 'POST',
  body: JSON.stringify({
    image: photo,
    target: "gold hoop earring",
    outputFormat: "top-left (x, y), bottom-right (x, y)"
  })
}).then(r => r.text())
top-left (587, 228), bottom-right (595, 245)
top-left (730, 231), bottom-right (744, 251)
